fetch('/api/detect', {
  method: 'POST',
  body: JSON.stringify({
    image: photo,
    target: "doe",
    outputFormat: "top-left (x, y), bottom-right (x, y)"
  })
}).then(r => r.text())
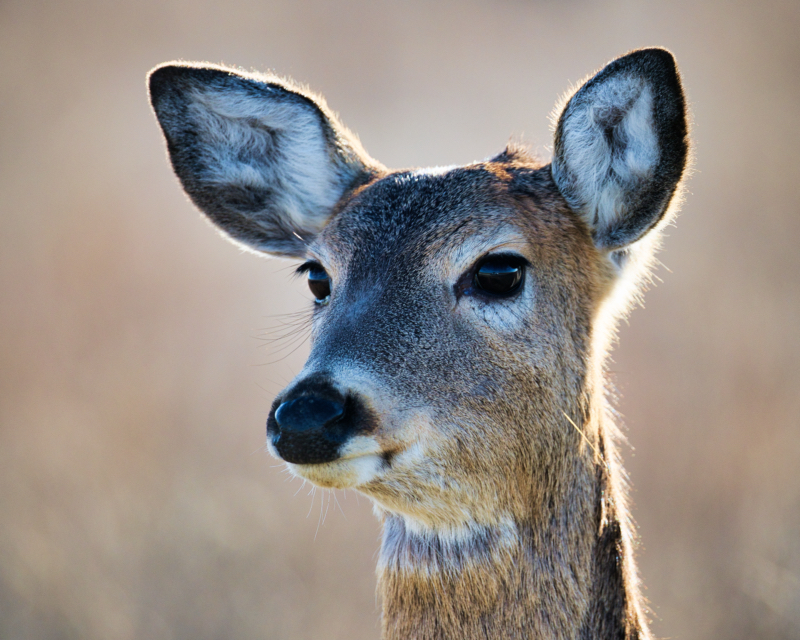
top-left (149, 48), bottom-right (689, 639)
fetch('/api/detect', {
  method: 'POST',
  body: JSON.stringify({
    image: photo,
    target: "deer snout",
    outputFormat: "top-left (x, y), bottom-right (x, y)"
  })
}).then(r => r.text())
top-left (267, 380), bottom-right (377, 465)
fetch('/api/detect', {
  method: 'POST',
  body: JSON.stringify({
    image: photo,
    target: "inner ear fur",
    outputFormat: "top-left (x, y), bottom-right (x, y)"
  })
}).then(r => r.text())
top-left (148, 63), bottom-right (381, 258)
top-left (551, 48), bottom-right (689, 251)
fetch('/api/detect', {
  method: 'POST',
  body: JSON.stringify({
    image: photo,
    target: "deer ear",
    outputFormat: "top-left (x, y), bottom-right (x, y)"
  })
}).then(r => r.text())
top-left (552, 48), bottom-right (688, 250)
top-left (148, 63), bottom-right (380, 258)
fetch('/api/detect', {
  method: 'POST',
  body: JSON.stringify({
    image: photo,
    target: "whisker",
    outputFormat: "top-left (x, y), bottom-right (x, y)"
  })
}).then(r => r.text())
top-left (562, 410), bottom-right (606, 467)
top-left (315, 489), bottom-right (328, 540)
top-left (259, 333), bottom-right (312, 365)
top-left (333, 491), bottom-right (346, 519)
top-left (306, 486), bottom-right (317, 519)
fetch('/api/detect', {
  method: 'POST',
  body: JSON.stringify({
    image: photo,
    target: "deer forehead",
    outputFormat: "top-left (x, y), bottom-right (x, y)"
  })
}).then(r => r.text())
top-left (310, 163), bottom-right (589, 284)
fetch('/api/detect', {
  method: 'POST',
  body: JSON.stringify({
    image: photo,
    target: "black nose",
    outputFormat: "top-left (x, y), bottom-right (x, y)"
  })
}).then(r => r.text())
top-left (275, 396), bottom-right (345, 433)
top-left (268, 390), bottom-right (351, 464)
top-left (268, 375), bottom-right (376, 465)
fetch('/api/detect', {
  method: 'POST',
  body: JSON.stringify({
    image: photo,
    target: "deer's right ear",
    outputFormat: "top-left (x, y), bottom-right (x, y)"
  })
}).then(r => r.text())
top-left (148, 63), bottom-right (380, 258)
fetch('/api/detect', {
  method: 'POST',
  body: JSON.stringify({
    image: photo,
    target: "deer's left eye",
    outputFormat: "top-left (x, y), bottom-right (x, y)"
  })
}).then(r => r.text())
top-left (474, 255), bottom-right (525, 296)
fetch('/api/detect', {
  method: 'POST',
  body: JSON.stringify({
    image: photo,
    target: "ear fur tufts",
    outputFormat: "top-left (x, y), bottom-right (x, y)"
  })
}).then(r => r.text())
top-left (552, 48), bottom-right (689, 251)
top-left (148, 62), bottom-right (381, 258)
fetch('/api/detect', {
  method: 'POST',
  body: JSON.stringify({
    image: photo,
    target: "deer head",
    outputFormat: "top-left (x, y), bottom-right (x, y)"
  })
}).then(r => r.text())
top-left (149, 48), bottom-right (688, 639)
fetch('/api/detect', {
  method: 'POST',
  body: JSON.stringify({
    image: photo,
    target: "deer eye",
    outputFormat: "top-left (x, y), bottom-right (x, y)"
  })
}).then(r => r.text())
top-left (474, 255), bottom-right (524, 296)
top-left (300, 262), bottom-right (331, 304)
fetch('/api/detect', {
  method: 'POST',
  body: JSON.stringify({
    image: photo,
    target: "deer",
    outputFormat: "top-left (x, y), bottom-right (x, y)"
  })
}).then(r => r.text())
top-left (148, 47), bottom-right (689, 639)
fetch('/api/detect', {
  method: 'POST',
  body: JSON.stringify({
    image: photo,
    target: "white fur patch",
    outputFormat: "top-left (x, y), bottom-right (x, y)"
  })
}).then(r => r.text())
top-left (378, 514), bottom-right (519, 575)
top-left (409, 165), bottom-right (457, 178)
top-left (448, 229), bottom-right (528, 276)
top-left (286, 453), bottom-right (383, 490)
top-left (450, 230), bottom-right (533, 332)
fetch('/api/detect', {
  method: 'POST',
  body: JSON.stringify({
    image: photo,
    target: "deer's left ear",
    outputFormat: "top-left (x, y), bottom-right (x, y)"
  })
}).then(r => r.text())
top-left (552, 48), bottom-right (689, 250)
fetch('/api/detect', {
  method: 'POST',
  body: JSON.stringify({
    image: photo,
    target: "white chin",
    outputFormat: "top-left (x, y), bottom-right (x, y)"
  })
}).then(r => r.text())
top-left (288, 454), bottom-right (383, 489)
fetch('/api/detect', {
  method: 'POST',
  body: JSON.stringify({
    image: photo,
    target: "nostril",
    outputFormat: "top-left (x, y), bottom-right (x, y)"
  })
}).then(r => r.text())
top-left (274, 396), bottom-right (345, 433)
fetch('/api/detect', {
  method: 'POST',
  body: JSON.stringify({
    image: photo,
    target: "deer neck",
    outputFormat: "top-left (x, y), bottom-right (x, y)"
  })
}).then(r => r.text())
top-left (376, 434), bottom-right (646, 640)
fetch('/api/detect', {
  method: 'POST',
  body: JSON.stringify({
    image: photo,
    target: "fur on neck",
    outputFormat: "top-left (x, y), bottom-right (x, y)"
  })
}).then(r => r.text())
top-left (376, 419), bottom-right (648, 640)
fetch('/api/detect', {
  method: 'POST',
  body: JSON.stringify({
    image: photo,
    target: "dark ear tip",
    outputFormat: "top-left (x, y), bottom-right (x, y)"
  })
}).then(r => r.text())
top-left (623, 47), bottom-right (676, 63)
top-left (616, 47), bottom-right (680, 80)
top-left (147, 64), bottom-right (192, 106)
top-left (616, 47), bottom-right (676, 64)
top-left (148, 63), bottom-right (235, 106)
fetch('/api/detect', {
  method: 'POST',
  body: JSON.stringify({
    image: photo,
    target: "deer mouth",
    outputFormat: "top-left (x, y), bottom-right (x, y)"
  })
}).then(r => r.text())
top-left (283, 443), bottom-right (386, 489)
top-left (273, 433), bottom-right (414, 490)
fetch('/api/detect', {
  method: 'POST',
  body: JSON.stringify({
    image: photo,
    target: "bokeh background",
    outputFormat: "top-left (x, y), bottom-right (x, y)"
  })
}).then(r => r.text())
top-left (1, 0), bottom-right (799, 638)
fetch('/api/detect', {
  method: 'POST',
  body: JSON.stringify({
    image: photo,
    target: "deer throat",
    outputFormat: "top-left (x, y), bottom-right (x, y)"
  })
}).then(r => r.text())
top-left (376, 464), bottom-right (646, 640)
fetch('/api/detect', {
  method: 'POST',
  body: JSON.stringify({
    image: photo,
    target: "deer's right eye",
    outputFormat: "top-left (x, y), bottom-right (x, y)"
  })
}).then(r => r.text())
top-left (306, 265), bottom-right (331, 304)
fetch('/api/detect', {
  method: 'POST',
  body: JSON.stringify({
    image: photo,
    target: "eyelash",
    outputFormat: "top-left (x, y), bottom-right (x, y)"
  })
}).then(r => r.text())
top-left (295, 261), bottom-right (320, 276)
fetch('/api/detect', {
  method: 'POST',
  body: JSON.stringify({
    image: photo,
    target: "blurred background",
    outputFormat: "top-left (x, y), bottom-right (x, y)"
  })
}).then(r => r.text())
top-left (1, 0), bottom-right (799, 638)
